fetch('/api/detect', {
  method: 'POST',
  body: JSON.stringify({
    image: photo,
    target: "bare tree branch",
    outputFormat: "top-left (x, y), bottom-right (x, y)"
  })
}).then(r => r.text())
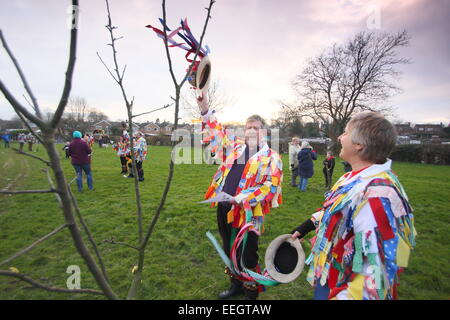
top-left (96, 51), bottom-right (120, 83)
top-left (100, 0), bottom-right (143, 251)
top-left (0, 189), bottom-right (58, 195)
top-left (12, 148), bottom-right (51, 166)
top-left (0, 270), bottom-right (104, 296)
top-left (181, 81), bottom-right (231, 118)
top-left (17, 99), bottom-right (45, 145)
top-left (0, 224), bottom-right (68, 267)
top-left (43, 168), bottom-right (63, 208)
top-left (0, 30), bottom-right (42, 119)
top-left (289, 30), bottom-right (410, 147)
top-left (0, 0), bottom-right (119, 300)
top-left (126, 0), bottom-right (216, 300)
top-left (66, 184), bottom-right (110, 284)
top-left (103, 239), bottom-right (140, 251)
top-left (50, 1), bottom-right (79, 129)
top-left (132, 103), bottom-right (173, 118)
top-left (0, 78), bottom-right (45, 128)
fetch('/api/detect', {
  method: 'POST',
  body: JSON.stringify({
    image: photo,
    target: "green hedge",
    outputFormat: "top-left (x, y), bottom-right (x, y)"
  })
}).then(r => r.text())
top-left (390, 144), bottom-right (450, 165)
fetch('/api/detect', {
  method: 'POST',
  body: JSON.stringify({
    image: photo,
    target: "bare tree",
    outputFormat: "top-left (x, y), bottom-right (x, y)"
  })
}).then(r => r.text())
top-left (181, 80), bottom-right (232, 118)
top-left (97, 0), bottom-right (216, 299)
top-left (60, 96), bottom-right (91, 134)
top-left (87, 109), bottom-right (109, 123)
top-left (66, 96), bottom-right (89, 122)
top-left (0, 0), bottom-right (118, 300)
top-left (283, 30), bottom-right (410, 149)
top-left (0, 0), bottom-right (216, 300)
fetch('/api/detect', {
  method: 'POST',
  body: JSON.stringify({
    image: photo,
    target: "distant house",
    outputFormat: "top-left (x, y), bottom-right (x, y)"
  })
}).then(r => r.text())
top-left (141, 122), bottom-right (160, 135)
top-left (412, 124), bottom-right (444, 140)
top-left (92, 120), bottom-right (112, 134)
top-left (131, 122), bottom-right (141, 132)
top-left (394, 123), bottom-right (414, 136)
top-left (177, 123), bottom-right (193, 133)
top-left (160, 124), bottom-right (174, 135)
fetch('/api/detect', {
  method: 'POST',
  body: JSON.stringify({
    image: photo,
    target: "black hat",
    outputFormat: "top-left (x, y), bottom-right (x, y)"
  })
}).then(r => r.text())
top-left (265, 234), bottom-right (305, 283)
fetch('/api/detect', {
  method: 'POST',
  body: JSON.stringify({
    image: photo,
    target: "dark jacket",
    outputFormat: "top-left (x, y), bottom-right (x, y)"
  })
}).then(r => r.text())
top-left (297, 148), bottom-right (317, 178)
top-left (323, 156), bottom-right (335, 172)
top-left (68, 138), bottom-right (92, 165)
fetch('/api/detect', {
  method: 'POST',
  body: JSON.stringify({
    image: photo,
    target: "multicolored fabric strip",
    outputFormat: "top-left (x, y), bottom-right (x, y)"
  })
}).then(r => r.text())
top-left (306, 168), bottom-right (416, 300)
top-left (133, 137), bottom-right (147, 162)
top-left (201, 112), bottom-right (283, 286)
top-left (146, 18), bottom-right (210, 74)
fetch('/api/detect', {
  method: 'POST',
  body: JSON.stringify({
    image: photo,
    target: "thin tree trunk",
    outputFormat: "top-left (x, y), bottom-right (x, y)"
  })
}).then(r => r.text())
top-left (43, 134), bottom-right (118, 300)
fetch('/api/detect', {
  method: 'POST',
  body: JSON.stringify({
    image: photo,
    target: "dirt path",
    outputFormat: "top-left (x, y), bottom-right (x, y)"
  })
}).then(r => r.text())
top-left (0, 154), bottom-right (31, 215)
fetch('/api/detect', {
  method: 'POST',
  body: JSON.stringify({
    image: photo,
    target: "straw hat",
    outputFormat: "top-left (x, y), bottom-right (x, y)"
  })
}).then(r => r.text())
top-left (188, 55), bottom-right (211, 92)
top-left (265, 234), bottom-right (305, 283)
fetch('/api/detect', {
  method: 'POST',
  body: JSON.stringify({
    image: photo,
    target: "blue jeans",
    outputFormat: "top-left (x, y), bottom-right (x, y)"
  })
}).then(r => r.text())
top-left (73, 163), bottom-right (93, 191)
top-left (298, 177), bottom-right (309, 191)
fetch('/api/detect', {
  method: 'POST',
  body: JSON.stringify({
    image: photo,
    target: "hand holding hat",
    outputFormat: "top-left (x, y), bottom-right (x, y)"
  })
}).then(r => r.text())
top-left (291, 218), bottom-right (316, 240)
top-left (197, 93), bottom-right (209, 115)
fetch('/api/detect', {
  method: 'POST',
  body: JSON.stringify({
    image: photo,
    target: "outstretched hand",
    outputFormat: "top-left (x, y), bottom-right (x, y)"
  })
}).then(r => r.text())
top-left (291, 231), bottom-right (304, 242)
top-left (197, 92), bottom-right (209, 115)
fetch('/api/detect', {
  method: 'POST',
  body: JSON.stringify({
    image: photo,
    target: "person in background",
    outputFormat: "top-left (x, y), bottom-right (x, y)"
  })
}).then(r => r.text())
top-left (69, 131), bottom-right (93, 192)
top-left (114, 133), bottom-right (130, 175)
top-left (290, 111), bottom-right (416, 300)
top-left (289, 137), bottom-right (301, 187)
top-left (322, 151), bottom-right (335, 189)
top-left (127, 131), bottom-right (147, 182)
top-left (18, 133), bottom-right (25, 151)
top-left (1, 133), bottom-right (11, 148)
top-left (297, 141), bottom-right (317, 192)
top-left (98, 134), bottom-right (103, 148)
top-left (84, 133), bottom-right (94, 148)
top-left (26, 132), bottom-right (35, 152)
top-left (62, 142), bottom-right (70, 159)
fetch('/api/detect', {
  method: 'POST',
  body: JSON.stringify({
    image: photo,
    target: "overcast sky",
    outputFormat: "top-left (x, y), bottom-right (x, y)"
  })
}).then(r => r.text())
top-left (1, 0), bottom-right (449, 125)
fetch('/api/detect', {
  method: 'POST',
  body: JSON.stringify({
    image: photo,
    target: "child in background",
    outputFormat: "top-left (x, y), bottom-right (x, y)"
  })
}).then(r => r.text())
top-left (322, 151), bottom-right (335, 189)
top-left (63, 142), bottom-right (70, 158)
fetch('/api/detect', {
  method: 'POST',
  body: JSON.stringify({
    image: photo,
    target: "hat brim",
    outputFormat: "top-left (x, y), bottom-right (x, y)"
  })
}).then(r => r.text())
top-left (195, 55), bottom-right (211, 91)
top-left (265, 234), bottom-right (305, 283)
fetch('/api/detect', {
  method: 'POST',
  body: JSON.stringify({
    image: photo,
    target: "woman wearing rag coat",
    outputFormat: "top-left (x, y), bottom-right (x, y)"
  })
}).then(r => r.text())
top-left (290, 112), bottom-right (416, 300)
top-left (297, 141), bottom-right (317, 191)
top-left (288, 137), bottom-right (301, 187)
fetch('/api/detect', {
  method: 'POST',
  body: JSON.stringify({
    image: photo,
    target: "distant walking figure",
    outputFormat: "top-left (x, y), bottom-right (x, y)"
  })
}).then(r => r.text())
top-left (69, 131), bottom-right (93, 192)
top-left (297, 141), bottom-right (317, 191)
top-left (18, 133), bottom-right (25, 151)
top-left (288, 137), bottom-right (301, 187)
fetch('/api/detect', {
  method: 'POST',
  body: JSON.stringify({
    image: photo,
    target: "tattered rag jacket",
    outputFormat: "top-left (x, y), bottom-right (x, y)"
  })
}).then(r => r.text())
top-left (306, 160), bottom-right (417, 300)
top-left (201, 110), bottom-right (283, 233)
top-left (133, 137), bottom-right (148, 162)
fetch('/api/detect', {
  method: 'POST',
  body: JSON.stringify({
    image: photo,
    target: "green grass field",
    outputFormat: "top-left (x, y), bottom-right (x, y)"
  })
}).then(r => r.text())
top-left (0, 143), bottom-right (449, 300)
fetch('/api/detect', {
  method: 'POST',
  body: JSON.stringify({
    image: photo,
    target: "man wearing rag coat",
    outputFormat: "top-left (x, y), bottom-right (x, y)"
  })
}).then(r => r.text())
top-left (198, 95), bottom-right (283, 300)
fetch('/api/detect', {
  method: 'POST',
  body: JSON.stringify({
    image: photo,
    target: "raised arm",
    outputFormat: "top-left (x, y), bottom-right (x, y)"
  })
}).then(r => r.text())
top-left (197, 94), bottom-right (241, 156)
